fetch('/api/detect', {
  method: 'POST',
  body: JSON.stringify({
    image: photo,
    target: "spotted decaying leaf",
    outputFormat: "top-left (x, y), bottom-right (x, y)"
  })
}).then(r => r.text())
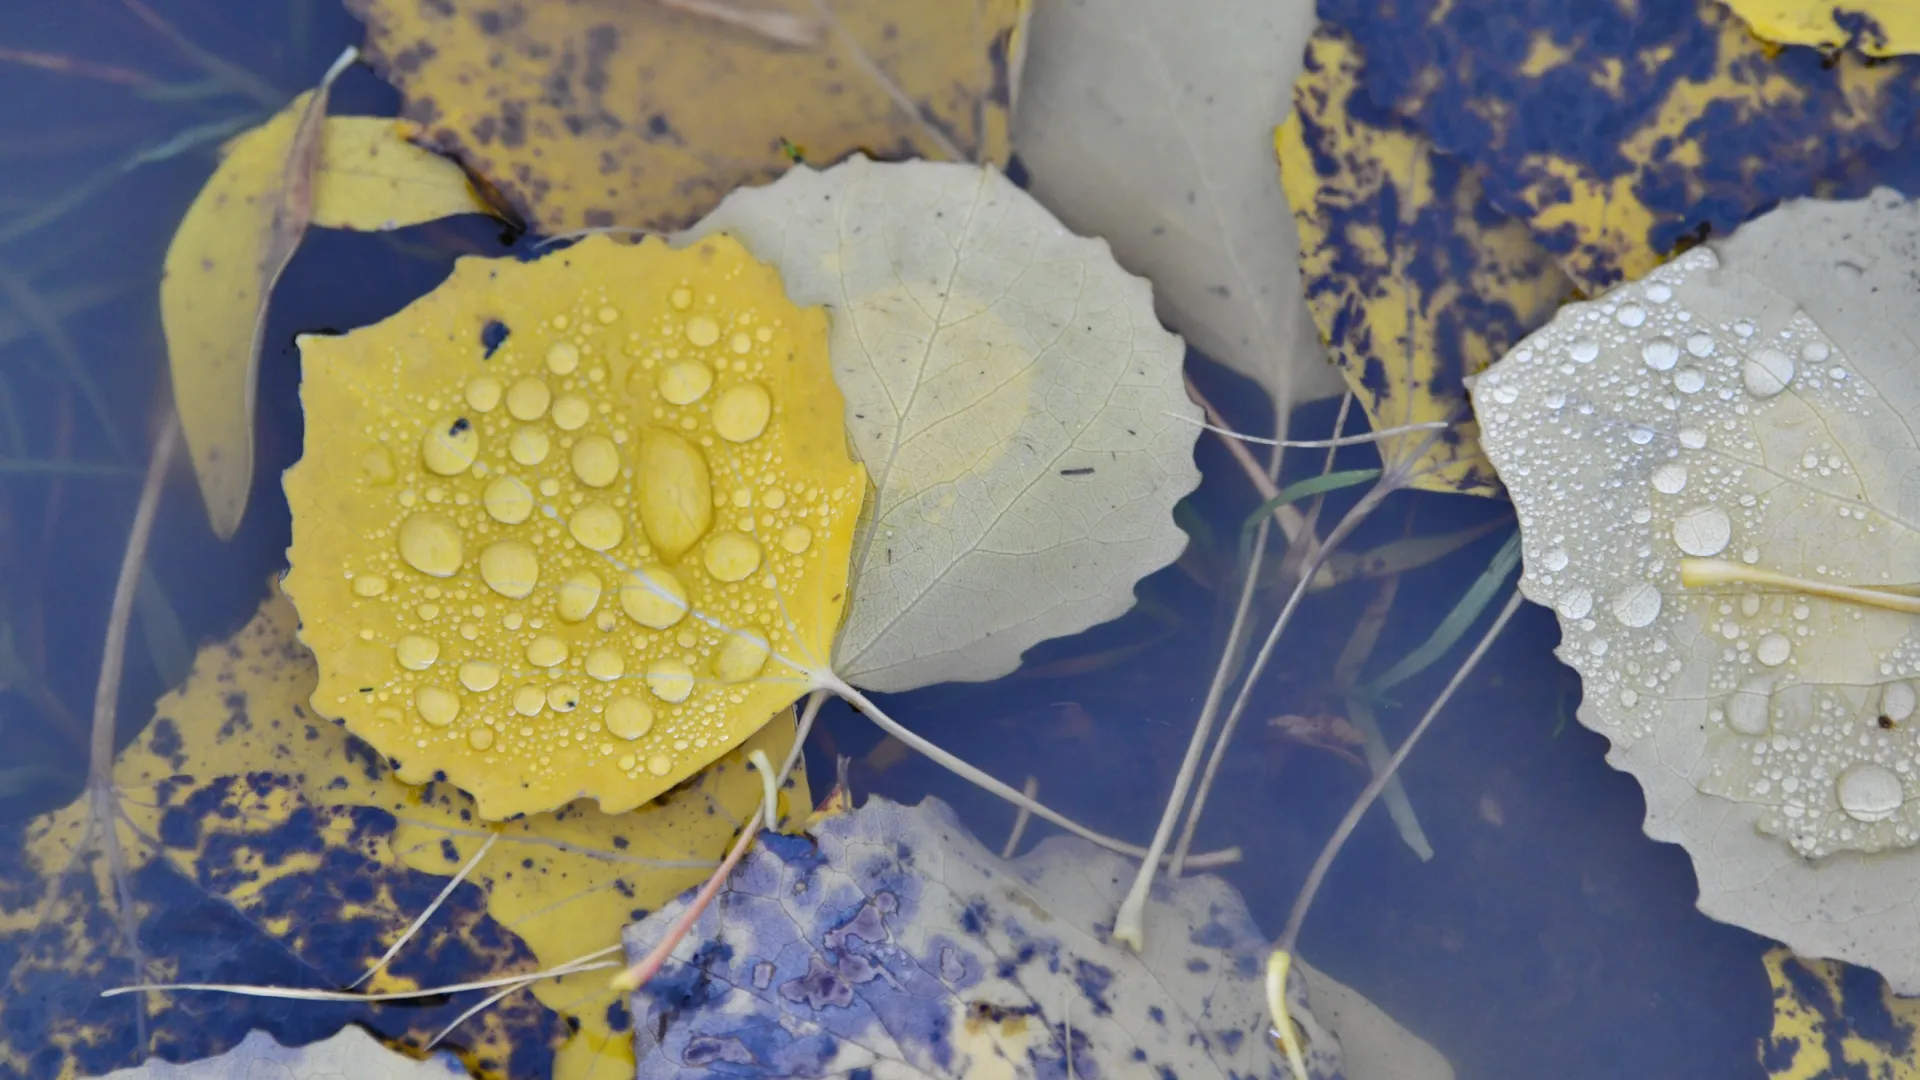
top-left (682, 158), bottom-right (1202, 692)
top-left (1724, 1), bottom-right (1920, 59)
top-left (1320, 0), bottom-right (1920, 292)
top-left (623, 795), bottom-right (1345, 1079)
top-left (1472, 189), bottom-right (1920, 991)
top-left (1759, 947), bottom-right (1920, 1079)
top-left (345, 0), bottom-right (1027, 234)
top-left (1278, 27), bottom-right (1572, 496)
top-left (93, 1026), bottom-right (465, 1080)
top-left (164, 86), bottom-right (498, 539)
top-left (283, 233), bottom-right (862, 821)
top-left (0, 589), bottom-right (804, 1080)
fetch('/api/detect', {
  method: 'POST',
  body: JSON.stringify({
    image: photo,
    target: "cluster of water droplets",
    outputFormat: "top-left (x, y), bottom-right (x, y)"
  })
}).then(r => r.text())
top-left (1475, 247), bottom-right (1920, 859)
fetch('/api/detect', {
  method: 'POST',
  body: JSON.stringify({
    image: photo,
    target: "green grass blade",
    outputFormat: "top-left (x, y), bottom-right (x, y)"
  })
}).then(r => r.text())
top-left (1363, 530), bottom-right (1520, 698)
top-left (1236, 467), bottom-right (1380, 564)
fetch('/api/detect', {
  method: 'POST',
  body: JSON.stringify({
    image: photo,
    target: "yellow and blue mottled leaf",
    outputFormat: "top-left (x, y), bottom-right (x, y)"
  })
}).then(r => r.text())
top-left (1761, 946), bottom-right (1920, 1078)
top-left (1278, 27), bottom-right (1572, 496)
top-left (1319, 0), bottom-right (1920, 292)
top-left (0, 588), bottom-right (802, 1080)
top-left (1726, 2), bottom-right (1920, 58)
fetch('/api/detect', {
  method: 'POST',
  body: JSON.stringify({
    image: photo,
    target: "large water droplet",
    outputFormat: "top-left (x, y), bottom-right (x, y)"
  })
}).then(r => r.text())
top-left (1643, 339), bottom-right (1679, 371)
top-left (1885, 681), bottom-right (1918, 723)
top-left (1616, 304), bottom-right (1646, 327)
top-left (1672, 506), bottom-right (1732, 557)
top-left (1612, 582), bottom-right (1663, 628)
top-left (1569, 339), bottom-right (1600, 363)
top-left (1651, 463), bottom-right (1688, 494)
top-left (1557, 587), bottom-right (1594, 620)
top-left (1742, 348), bottom-right (1795, 398)
top-left (1672, 368), bottom-right (1706, 394)
top-left (1541, 548), bottom-right (1570, 572)
top-left (1838, 763), bottom-right (1904, 823)
top-left (1678, 428), bottom-right (1707, 450)
top-left (1725, 681), bottom-right (1772, 735)
top-left (1756, 633), bottom-right (1792, 667)
top-left (1685, 333), bottom-right (1716, 358)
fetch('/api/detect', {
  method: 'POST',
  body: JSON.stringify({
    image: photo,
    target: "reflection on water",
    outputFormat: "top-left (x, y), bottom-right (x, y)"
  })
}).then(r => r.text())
top-left (0, 2), bottom-right (1774, 1078)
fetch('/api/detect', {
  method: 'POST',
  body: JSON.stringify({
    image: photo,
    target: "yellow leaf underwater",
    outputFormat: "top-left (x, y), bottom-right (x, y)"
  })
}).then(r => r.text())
top-left (282, 233), bottom-right (863, 820)
top-left (0, 588), bottom-right (803, 1080)
top-left (1761, 947), bottom-right (1920, 1078)
top-left (344, 0), bottom-right (1027, 232)
top-left (164, 80), bottom-right (497, 540)
top-left (1727, 1), bottom-right (1920, 56)
top-left (1277, 27), bottom-right (1572, 496)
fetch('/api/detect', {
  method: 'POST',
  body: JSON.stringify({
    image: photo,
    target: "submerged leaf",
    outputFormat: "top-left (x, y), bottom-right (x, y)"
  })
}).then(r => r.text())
top-left (93, 1026), bottom-right (465, 1080)
top-left (1320, 0), bottom-right (1920, 291)
top-left (683, 158), bottom-right (1201, 691)
top-left (0, 587), bottom-right (802, 1080)
top-left (164, 85), bottom-right (497, 538)
top-left (1474, 189), bottom-right (1920, 989)
top-left (283, 233), bottom-right (863, 819)
top-left (346, 0), bottom-right (1026, 233)
top-left (1760, 947), bottom-right (1920, 1079)
top-left (1279, 27), bottom-right (1570, 495)
top-left (1725, 2), bottom-right (1920, 56)
top-left (1012, 0), bottom-right (1343, 408)
top-left (625, 795), bottom-right (1369, 1078)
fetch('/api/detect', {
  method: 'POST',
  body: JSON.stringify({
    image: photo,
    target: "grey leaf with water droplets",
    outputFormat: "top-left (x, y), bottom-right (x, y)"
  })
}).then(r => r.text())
top-left (624, 795), bottom-right (1454, 1079)
top-left (1474, 188), bottom-right (1920, 991)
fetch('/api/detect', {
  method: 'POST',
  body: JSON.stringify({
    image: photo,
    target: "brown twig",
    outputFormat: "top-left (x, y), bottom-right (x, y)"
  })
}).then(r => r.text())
top-left (0, 47), bottom-right (158, 87)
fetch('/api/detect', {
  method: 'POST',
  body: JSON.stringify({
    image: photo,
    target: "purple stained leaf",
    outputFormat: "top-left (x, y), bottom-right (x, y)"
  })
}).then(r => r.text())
top-left (624, 796), bottom-right (1347, 1078)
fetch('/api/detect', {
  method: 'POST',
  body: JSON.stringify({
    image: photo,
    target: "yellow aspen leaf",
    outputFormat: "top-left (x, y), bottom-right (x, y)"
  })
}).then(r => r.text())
top-left (343, 0), bottom-right (1028, 232)
top-left (0, 586), bottom-right (802, 1080)
top-left (164, 69), bottom-right (499, 541)
top-left (282, 233), bottom-right (864, 820)
top-left (1760, 947), bottom-right (1920, 1079)
top-left (1726, 2), bottom-right (1920, 56)
top-left (1277, 27), bottom-right (1572, 495)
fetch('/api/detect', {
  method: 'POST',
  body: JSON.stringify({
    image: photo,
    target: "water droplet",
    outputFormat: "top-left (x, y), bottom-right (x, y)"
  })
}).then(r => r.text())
top-left (705, 531), bottom-right (763, 582)
top-left (1612, 582), bottom-right (1663, 628)
top-left (421, 418), bottom-right (480, 475)
top-left (546, 684), bottom-right (579, 712)
top-left (526, 634), bottom-right (568, 668)
top-left (606, 697), bottom-right (654, 740)
top-left (1838, 763), bottom-right (1904, 823)
top-left (1557, 587), bottom-right (1593, 620)
top-left (398, 514), bottom-right (463, 577)
top-left (1742, 348), bottom-right (1795, 398)
top-left (1629, 427), bottom-right (1655, 445)
top-left (1541, 548), bottom-right (1570, 572)
top-left (353, 574), bottom-right (389, 598)
top-left (646, 658), bottom-right (695, 703)
top-left (1672, 506), bottom-right (1732, 557)
top-left (1678, 428), bottom-right (1707, 450)
top-left (479, 540), bottom-right (540, 598)
top-left (586, 647), bottom-right (624, 681)
top-left (1646, 283), bottom-right (1672, 302)
top-left (546, 341), bottom-right (580, 375)
top-left (730, 331), bottom-right (753, 355)
top-left (1686, 333), bottom-right (1716, 358)
top-left (669, 287), bottom-right (693, 311)
top-left (1569, 339), bottom-right (1600, 363)
top-left (713, 384), bottom-right (773, 442)
top-left (571, 435), bottom-right (621, 487)
top-left (1651, 463), bottom-right (1688, 494)
top-left (1488, 382), bottom-right (1519, 405)
top-left (509, 426), bottom-right (551, 466)
top-left (1886, 682), bottom-right (1918, 722)
top-left (1642, 339), bottom-right (1679, 371)
top-left (647, 754), bottom-right (674, 776)
top-left (465, 376), bottom-right (503, 412)
top-left (620, 566), bottom-right (688, 629)
top-left (659, 360), bottom-right (714, 404)
top-left (459, 660), bottom-right (499, 692)
top-left (781, 525), bottom-right (813, 554)
top-left (1756, 633), bottom-right (1792, 667)
top-left (484, 476), bottom-right (534, 524)
top-left (1673, 368), bottom-right (1706, 394)
top-left (685, 315), bottom-right (721, 348)
top-left (556, 570), bottom-right (603, 622)
top-left (513, 685), bottom-right (545, 717)
top-left (469, 728), bottom-right (496, 751)
top-left (715, 632), bottom-right (770, 682)
top-left (550, 393), bottom-right (591, 431)
top-left (568, 503), bottom-right (625, 551)
top-left (415, 686), bottom-right (460, 727)
top-left (396, 635), bottom-right (440, 671)
top-left (1802, 340), bottom-right (1831, 362)
top-left (506, 377), bottom-right (551, 421)
top-left (638, 430), bottom-right (713, 560)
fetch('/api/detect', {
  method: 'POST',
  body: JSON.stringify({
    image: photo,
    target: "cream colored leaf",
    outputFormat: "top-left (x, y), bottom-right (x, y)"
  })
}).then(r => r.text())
top-left (681, 157), bottom-right (1201, 692)
top-left (1012, 0), bottom-right (1343, 408)
top-left (1473, 188), bottom-right (1920, 990)
top-left (92, 1026), bottom-right (463, 1079)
